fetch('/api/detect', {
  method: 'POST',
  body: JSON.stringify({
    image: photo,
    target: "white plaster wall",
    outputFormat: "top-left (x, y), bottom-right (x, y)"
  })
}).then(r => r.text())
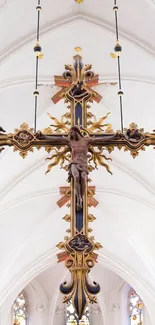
top-left (107, 283), bottom-right (152, 325)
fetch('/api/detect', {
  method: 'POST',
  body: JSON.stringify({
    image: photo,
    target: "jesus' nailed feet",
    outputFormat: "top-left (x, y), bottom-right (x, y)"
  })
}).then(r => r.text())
top-left (76, 197), bottom-right (83, 211)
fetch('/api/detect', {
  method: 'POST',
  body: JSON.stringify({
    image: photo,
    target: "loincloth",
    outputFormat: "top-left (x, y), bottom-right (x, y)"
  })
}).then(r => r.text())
top-left (67, 162), bottom-right (89, 183)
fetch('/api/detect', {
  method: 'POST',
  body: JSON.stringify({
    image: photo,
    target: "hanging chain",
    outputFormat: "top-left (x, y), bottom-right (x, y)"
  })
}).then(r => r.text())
top-left (113, 0), bottom-right (124, 133)
top-left (33, 0), bottom-right (43, 133)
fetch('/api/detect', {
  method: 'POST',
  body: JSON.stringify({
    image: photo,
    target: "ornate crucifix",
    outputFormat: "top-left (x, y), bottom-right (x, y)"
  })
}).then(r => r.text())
top-left (1, 55), bottom-right (155, 318)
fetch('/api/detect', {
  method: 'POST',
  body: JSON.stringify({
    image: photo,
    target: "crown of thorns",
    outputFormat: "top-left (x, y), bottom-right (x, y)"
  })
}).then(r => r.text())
top-left (68, 126), bottom-right (84, 137)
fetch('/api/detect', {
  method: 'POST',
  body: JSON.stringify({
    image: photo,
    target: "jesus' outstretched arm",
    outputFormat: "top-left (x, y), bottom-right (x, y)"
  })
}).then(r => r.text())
top-left (35, 131), bottom-right (69, 146)
top-left (88, 132), bottom-right (123, 146)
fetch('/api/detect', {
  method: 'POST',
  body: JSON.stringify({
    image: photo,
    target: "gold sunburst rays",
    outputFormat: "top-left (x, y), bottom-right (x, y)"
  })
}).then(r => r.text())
top-left (87, 112), bottom-right (112, 133)
top-left (47, 113), bottom-right (70, 133)
top-left (45, 146), bottom-right (71, 174)
top-left (88, 146), bottom-right (112, 175)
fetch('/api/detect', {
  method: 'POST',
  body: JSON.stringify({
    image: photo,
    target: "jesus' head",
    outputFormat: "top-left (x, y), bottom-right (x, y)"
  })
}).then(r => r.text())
top-left (68, 126), bottom-right (83, 141)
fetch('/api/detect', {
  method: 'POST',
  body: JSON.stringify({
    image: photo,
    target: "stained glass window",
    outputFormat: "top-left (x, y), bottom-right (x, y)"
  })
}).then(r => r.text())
top-left (13, 292), bottom-right (27, 325)
top-left (66, 301), bottom-right (89, 325)
top-left (129, 290), bottom-right (143, 325)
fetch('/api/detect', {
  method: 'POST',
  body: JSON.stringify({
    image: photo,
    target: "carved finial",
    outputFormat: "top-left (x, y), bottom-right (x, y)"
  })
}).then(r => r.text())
top-left (94, 242), bottom-right (103, 250)
top-left (75, 0), bottom-right (84, 3)
top-left (88, 214), bottom-right (96, 222)
top-left (74, 46), bottom-right (82, 52)
top-left (57, 242), bottom-right (65, 250)
top-left (63, 214), bottom-right (71, 222)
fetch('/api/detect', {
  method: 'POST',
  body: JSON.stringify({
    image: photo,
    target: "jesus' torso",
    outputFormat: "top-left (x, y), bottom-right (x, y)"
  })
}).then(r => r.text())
top-left (69, 138), bottom-right (89, 166)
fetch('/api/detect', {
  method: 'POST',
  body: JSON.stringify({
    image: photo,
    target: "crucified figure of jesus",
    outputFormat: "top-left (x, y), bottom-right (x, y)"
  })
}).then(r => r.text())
top-left (36, 126), bottom-right (119, 210)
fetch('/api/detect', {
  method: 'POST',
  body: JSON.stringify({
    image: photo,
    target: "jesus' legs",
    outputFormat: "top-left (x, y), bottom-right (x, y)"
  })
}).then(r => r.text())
top-left (81, 171), bottom-right (87, 198)
top-left (71, 164), bottom-right (82, 210)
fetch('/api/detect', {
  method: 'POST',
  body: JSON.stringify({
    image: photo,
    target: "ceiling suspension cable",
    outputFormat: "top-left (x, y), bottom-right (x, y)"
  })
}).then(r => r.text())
top-left (33, 0), bottom-right (43, 133)
top-left (113, 0), bottom-right (124, 133)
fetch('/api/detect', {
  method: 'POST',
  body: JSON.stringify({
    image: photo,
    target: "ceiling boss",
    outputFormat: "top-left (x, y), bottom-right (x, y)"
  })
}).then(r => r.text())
top-left (0, 0), bottom-right (155, 320)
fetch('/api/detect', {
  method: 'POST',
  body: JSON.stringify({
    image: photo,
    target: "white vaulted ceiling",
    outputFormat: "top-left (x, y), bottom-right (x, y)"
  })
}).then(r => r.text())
top-left (0, 0), bottom-right (155, 324)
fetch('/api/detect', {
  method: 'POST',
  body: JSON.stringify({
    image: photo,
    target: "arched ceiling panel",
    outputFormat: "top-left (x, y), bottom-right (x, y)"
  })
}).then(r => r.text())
top-left (1, 19), bottom-right (155, 80)
top-left (0, 0), bottom-right (155, 322)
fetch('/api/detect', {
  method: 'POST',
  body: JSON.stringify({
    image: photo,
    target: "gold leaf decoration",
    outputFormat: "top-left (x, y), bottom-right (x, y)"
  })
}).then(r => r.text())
top-left (94, 242), bottom-right (103, 250)
top-left (14, 122), bottom-right (33, 133)
top-left (66, 203), bottom-right (71, 208)
top-left (57, 242), bottom-right (65, 250)
top-left (44, 146), bottom-right (52, 153)
top-left (47, 113), bottom-right (70, 133)
top-left (63, 112), bottom-right (71, 120)
top-left (83, 64), bottom-right (92, 72)
top-left (131, 151), bottom-right (139, 159)
top-left (63, 214), bottom-right (71, 222)
top-left (87, 112), bottom-right (111, 133)
top-left (110, 53), bottom-right (117, 59)
top-left (105, 124), bottom-right (114, 133)
top-left (36, 145), bottom-right (42, 151)
top-left (12, 123), bottom-right (34, 158)
top-left (19, 151), bottom-right (28, 159)
top-left (90, 236), bottom-right (95, 241)
top-left (87, 188), bottom-right (95, 197)
top-left (87, 112), bottom-right (94, 119)
top-left (106, 146), bottom-right (114, 154)
top-left (88, 214), bottom-right (96, 222)
top-left (74, 46), bottom-right (82, 52)
top-left (88, 165), bottom-right (95, 172)
top-left (45, 146), bottom-right (71, 174)
top-left (64, 64), bottom-right (74, 72)
top-left (118, 145), bottom-right (123, 151)
top-left (60, 234), bottom-right (100, 318)
top-left (43, 127), bottom-right (53, 134)
top-left (88, 146), bottom-right (112, 174)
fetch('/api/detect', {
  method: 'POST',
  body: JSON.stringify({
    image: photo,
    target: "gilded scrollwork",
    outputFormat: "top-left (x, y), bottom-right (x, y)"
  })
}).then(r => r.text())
top-left (59, 234), bottom-right (101, 318)
top-left (52, 55), bottom-right (102, 104)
